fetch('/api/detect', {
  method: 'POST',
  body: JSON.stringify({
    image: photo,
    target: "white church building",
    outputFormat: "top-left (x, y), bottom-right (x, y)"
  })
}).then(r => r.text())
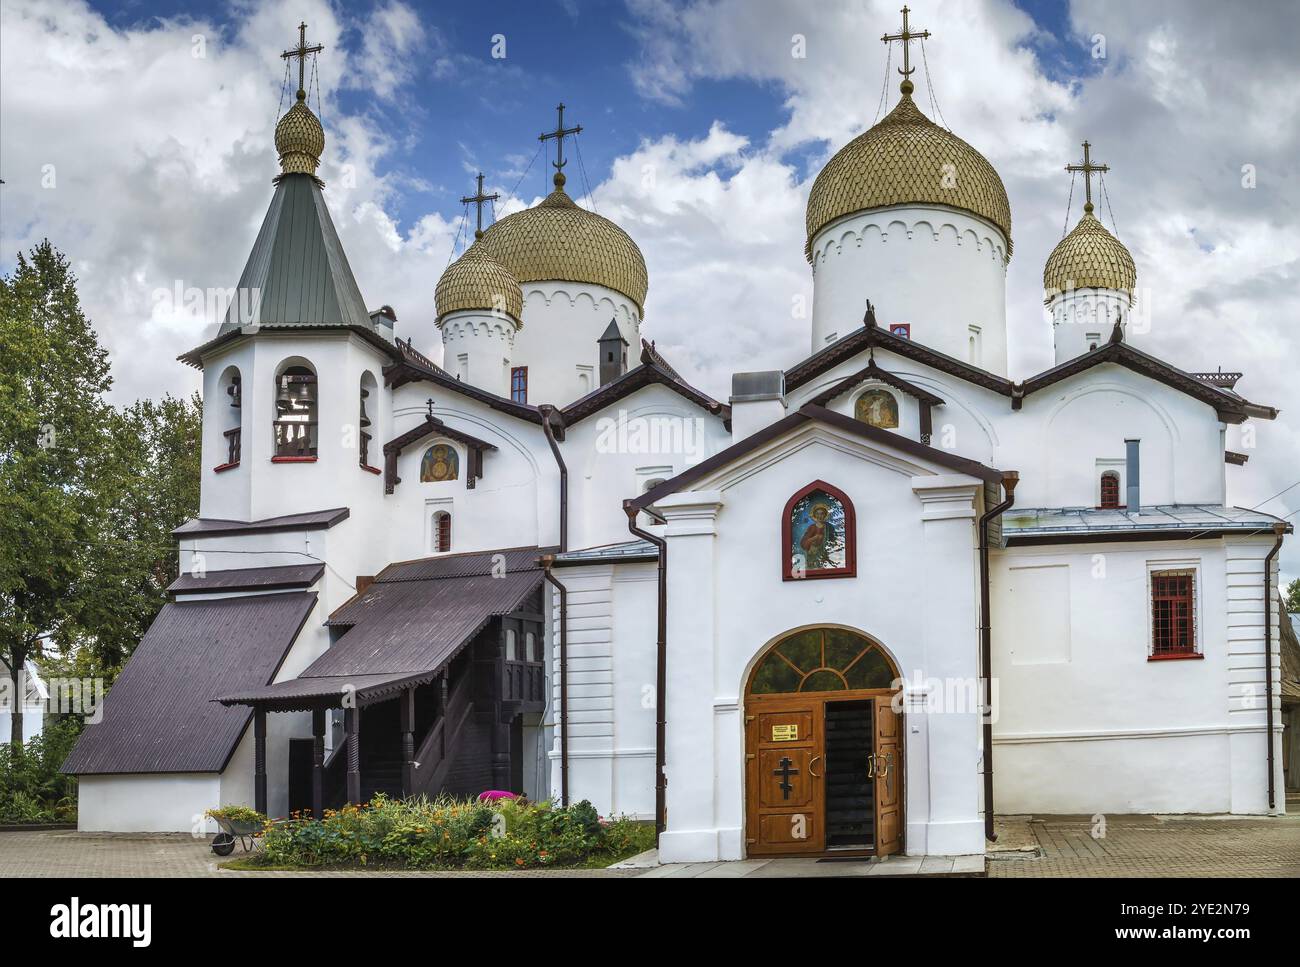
top-left (65, 15), bottom-right (1290, 863)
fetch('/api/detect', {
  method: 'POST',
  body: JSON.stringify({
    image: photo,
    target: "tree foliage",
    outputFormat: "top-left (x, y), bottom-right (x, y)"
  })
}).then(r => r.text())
top-left (0, 240), bottom-right (201, 748)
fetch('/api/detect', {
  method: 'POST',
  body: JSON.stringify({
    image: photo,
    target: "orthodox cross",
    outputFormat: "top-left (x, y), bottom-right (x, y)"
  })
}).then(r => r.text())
top-left (426, 398), bottom-right (436, 420)
top-left (1065, 140), bottom-right (1109, 215)
top-left (460, 173), bottom-right (500, 239)
top-left (773, 756), bottom-right (800, 800)
top-left (881, 6), bottom-right (930, 87)
top-left (539, 103), bottom-right (582, 182)
top-left (281, 22), bottom-right (325, 98)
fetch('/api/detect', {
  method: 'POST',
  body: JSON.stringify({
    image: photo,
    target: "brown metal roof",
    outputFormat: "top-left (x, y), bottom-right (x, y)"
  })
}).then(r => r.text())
top-left (62, 592), bottom-right (316, 775)
top-left (167, 564), bottom-right (324, 595)
top-left (561, 339), bottom-right (729, 425)
top-left (217, 548), bottom-right (552, 709)
top-left (173, 507), bottom-right (349, 538)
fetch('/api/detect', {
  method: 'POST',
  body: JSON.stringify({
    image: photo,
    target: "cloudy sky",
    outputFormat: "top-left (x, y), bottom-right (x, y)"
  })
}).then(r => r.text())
top-left (1, 0), bottom-right (1296, 578)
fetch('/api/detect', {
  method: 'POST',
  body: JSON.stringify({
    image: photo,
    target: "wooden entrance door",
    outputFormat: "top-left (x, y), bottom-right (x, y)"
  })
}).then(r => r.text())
top-left (745, 697), bottom-right (825, 855)
top-left (872, 698), bottom-right (903, 856)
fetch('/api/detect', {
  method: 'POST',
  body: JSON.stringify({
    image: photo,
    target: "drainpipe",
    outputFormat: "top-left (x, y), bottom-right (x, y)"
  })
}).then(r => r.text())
top-left (624, 501), bottom-right (667, 840)
top-left (538, 405), bottom-right (567, 552)
top-left (978, 470), bottom-right (1019, 842)
top-left (1264, 522), bottom-right (1286, 812)
top-left (540, 555), bottom-right (569, 807)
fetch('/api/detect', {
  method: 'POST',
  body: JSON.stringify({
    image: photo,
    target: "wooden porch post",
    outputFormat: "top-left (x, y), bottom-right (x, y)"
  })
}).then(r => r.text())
top-left (311, 706), bottom-right (326, 819)
top-left (345, 705), bottom-right (361, 805)
top-left (253, 707), bottom-right (268, 815)
top-left (400, 687), bottom-right (416, 798)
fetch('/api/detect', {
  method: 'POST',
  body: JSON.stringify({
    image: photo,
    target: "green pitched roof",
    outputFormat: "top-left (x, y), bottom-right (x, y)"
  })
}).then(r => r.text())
top-left (218, 173), bottom-right (371, 334)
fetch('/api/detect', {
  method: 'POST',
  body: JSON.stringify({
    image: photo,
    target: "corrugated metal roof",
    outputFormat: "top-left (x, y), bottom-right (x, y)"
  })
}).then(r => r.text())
top-left (173, 507), bottom-right (348, 538)
top-left (215, 548), bottom-right (550, 711)
top-left (314, 569), bottom-right (542, 677)
top-left (167, 564), bottom-right (324, 595)
top-left (375, 546), bottom-right (556, 583)
top-left (62, 592), bottom-right (316, 775)
top-left (218, 174), bottom-right (372, 334)
top-left (1002, 505), bottom-right (1291, 541)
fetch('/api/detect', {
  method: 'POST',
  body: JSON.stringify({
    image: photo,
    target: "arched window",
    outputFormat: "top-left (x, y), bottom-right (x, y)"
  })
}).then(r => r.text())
top-left (782, 481), bottom-right (856, 581)
top-left (420, 443), bottom-right (459, 482)
top-left (216, 366), bottom-right (242, 471)
top-left (432, 511), bottom-right (452, 553)
top-left (505, 628), bottom-right (518, 661)
top-left (749, 628), bottom-right (897, 695)
top-left (274, 362), bottom-right (318, 460)
top-left (854, 388), bottom-right (899, 429)
top-left (1100, 470), bottom-right (1122, 509)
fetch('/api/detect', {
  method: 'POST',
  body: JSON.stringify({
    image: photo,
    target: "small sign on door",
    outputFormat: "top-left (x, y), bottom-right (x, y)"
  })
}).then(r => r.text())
top-left (771, 723), bottom-right (799, 742)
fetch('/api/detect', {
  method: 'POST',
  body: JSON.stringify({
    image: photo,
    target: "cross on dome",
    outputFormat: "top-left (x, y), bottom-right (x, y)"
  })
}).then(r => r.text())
top-left (1065, 140), bottom-right (1110, 214)
top-left (461, 172), bottom-right (500, 240)
top-left (881, 5), bottom-right (931, 95)
top-left (280, 21), bottom-right (324, 102)
top-left (539, 103), bottom-right (582, 189)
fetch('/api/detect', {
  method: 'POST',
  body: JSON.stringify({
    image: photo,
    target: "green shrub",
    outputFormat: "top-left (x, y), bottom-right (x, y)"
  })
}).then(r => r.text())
top-left (0, 716), bottom-right (81, 824)
top-left (255, 795), bottom-right (653, 870)
top-left (204, 805), bottom-right (267, 827)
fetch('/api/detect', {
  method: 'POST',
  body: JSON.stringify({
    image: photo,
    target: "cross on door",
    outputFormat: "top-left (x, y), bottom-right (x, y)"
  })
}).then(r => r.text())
top-left (773, 756), bottom-right (799, 800)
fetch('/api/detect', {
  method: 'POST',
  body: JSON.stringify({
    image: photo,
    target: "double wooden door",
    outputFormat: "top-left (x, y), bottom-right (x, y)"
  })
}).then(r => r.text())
top-left (745, 694), bottom-right (902, 857)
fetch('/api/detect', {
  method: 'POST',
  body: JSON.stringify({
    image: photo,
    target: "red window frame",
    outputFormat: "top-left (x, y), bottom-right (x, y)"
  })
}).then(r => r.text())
top-left (510, 366), bottom-right (528, 404)
top-left (780, 480), bottom-right (857, 581)
top-left (1099, 471), bottom-right (1122, 509)
top-left (1150, 570), bottom-right (1199, 659)
top-left (433, 511), bottom-right (452, 553)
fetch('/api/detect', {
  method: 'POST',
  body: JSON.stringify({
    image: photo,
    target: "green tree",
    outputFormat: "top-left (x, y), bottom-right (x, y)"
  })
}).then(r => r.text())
top-left (0, 241), bottom-right (113, 749)
top-left (1286, 578), bottom-right (1300, 615)
top-left (78, 393), bottom-right (202, 671)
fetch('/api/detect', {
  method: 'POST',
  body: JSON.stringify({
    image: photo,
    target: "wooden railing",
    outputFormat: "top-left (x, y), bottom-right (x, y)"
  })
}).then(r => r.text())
top-left (274, 420), bottom-right (317, 458)
top-left (503, 660), bottom-right (545, 705)
top-left (223, 426), bottom-right (241, 465)
top-left (410, 674), bottom-right (474, 797)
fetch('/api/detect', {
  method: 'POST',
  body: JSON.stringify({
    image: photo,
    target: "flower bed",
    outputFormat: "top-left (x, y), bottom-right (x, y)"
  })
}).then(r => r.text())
top-left (243, 795), bottom-right (653, 870)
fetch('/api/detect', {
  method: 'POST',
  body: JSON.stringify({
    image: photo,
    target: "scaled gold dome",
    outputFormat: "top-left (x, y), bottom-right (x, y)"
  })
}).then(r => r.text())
top-left (275, 94), bottom-right (325, 176)
top-left (436, 240), bottom-right (524, 326)
top-left (481, 176), bottom-right (649, 313)
top-left (805, 91), bottom-right (1012, 261)
top-left (1043, 211), bottom-right (1136, 300)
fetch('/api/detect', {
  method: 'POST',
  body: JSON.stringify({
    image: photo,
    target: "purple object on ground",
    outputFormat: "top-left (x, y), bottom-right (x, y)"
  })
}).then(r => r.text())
top-left (478, 790), bottom-right (518, 802)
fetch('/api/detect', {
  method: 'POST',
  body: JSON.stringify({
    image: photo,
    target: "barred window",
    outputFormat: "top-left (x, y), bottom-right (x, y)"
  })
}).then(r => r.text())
top-left (510, 366), bottom-right (528, 404)
top-left (1151, 570), bottom-right (1196, 656)
top-left (1100, 471), bottom-right (1121, 509)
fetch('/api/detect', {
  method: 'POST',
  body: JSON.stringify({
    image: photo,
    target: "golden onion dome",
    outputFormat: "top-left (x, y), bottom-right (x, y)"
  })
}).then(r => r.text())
top-left (435, 239), bottom-right (524, 326)
top-left (275, 93), bottom-right (325, 177)
top-left (805, 90), bottom-right (1012, 261)
top-left (480, 174), bottom-right (648, 313)
top-left (1043, 210), bottom-right (1136, 300)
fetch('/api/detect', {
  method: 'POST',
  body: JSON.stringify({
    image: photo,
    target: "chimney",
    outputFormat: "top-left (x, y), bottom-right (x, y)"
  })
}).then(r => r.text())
top-left (730, 371), bottom-right (786, 441)
top-left (1125, 439), bottom-right (1141, 511)
top-left (370, 304), bottom-right (396, 342)
top-left (598, 319), bottom-right (629, 386)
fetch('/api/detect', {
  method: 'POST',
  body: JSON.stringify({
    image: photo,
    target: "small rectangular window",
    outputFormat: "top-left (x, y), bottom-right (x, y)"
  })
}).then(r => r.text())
top-left (510, 366), bottom-right (528, 404)
top-left (1151, 570), bottom-right (1196, 657)
top-left (1099, 471), bottom-right (1121, 509)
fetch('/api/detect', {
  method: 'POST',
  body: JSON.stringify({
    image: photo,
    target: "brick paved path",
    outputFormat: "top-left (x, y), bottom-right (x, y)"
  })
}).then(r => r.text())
top-left (988, 813), bottom-right (1300, 878)
top-left (3, 813), bottom-right (1297, 877)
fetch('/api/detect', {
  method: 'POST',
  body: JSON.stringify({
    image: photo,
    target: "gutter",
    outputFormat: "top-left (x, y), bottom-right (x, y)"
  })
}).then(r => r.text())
top-left (540, 556), bottom-right (569, 807)
top-left (537, 405), bottom-right (568, 552)
top-left (1264, 522), bottom-right (1286, 811)
top-left (624, 501), bottom-right (668, 840)
top-left (978, 470), bottom-right (1019, 842)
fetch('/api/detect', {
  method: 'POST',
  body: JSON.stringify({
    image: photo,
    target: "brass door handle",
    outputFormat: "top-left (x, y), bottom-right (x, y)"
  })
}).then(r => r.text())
top-left (867, 753), bottom-right (876, 778)
top-left (808, 754), bottom-right (822, 778)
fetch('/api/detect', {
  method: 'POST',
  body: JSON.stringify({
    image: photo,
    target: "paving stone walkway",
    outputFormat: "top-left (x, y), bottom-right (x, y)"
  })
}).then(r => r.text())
top-left (3, 810), bottom-right (1297, 877)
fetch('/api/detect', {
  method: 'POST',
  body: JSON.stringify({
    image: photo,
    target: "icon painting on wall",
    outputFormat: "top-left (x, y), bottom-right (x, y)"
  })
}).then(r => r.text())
top-left (855, 389), bottom-right (899, 429)
top-left (420, 444), bottom-right (459, 482)
top-left (790, 489), bottom-right (846, 572)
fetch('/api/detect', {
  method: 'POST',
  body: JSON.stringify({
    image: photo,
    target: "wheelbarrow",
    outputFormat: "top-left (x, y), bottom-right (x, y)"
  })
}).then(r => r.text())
top-left (211, 815), bottom-right (264, 856)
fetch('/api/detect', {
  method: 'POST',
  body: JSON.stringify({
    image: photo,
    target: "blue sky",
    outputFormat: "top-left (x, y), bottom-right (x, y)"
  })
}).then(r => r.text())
top-left (85, 0), bottom-right (1093, 247)
top-left (3, 0), bottom-right (1298, 576)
